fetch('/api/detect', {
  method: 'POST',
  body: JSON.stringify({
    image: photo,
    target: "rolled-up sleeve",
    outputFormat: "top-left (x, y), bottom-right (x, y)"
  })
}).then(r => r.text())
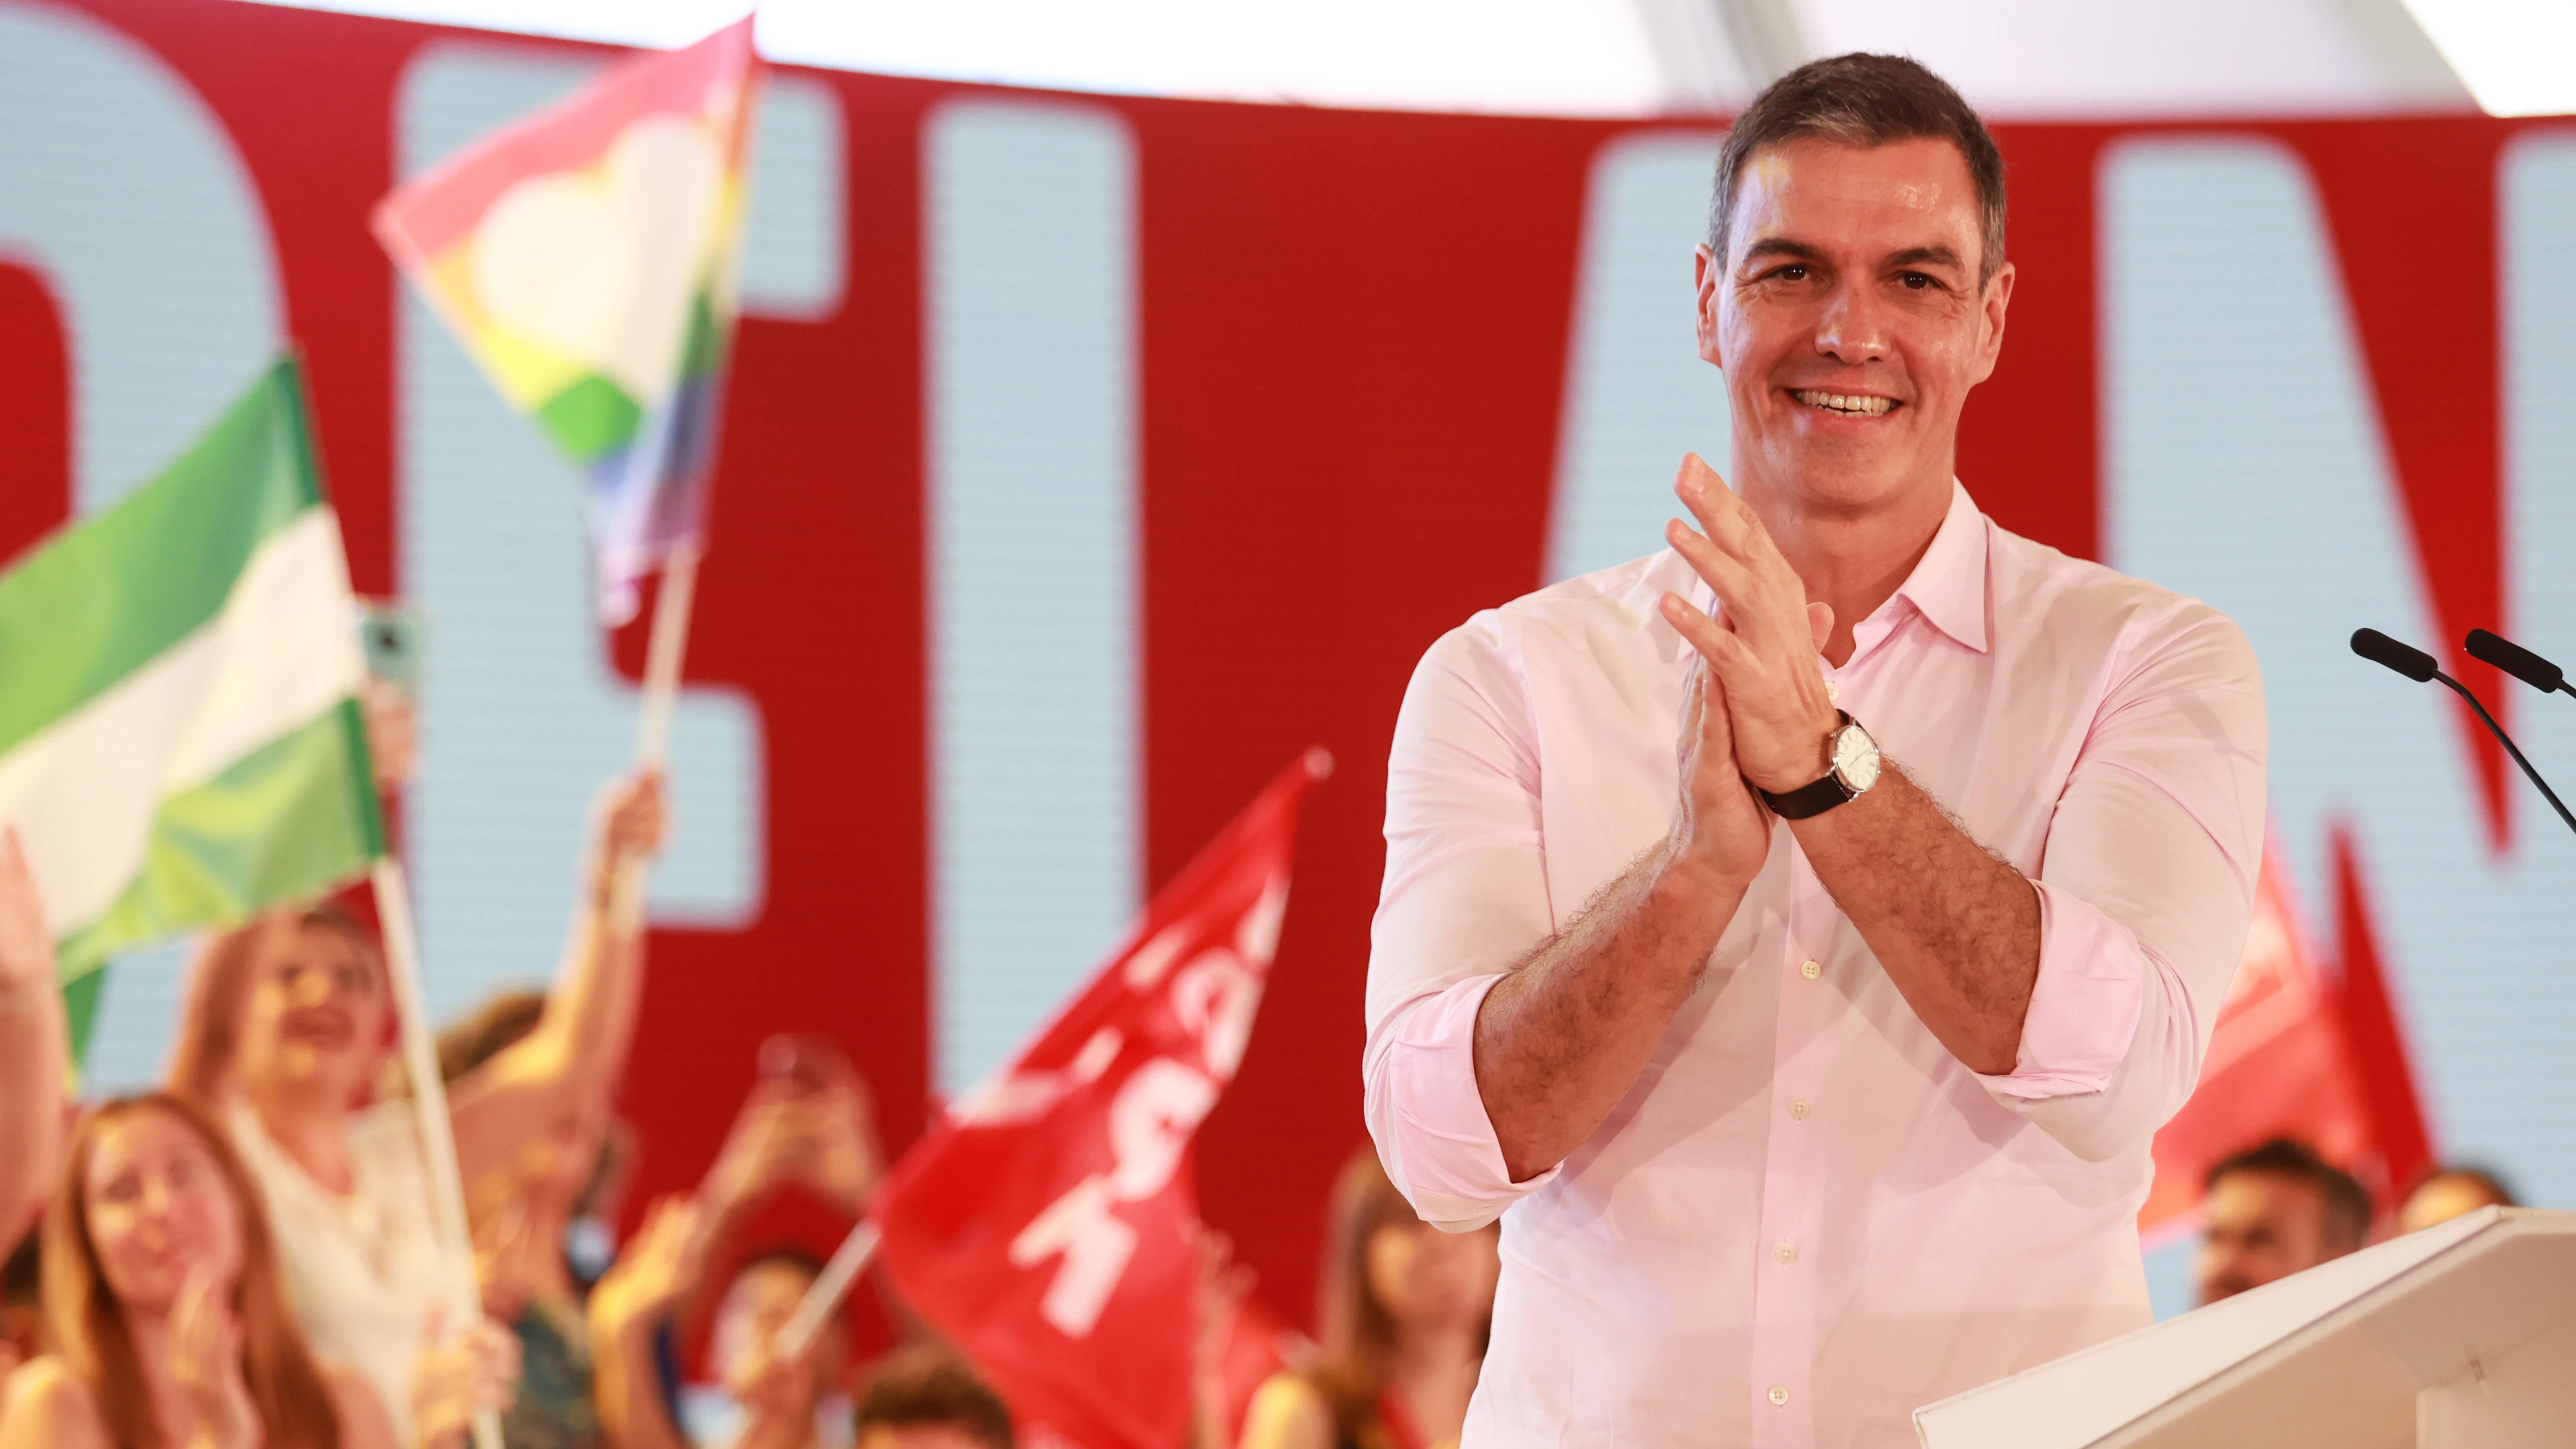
top-left (1974, 606), bottom-right (2268, 1162)
top-left (1364, 621), bottom-right (1563, 1230)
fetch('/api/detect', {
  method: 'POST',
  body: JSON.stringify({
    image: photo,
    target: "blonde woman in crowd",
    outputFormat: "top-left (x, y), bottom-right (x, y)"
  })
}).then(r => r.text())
top-left (1236, 1151), bottom-right (1497, 1449)
top-left (0, 1092), bottom-right (513, 1449)
top-left (163, 771), bottom-right (666, 1440)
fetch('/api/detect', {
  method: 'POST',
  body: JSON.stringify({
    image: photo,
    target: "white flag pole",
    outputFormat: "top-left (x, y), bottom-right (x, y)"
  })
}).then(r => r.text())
top-left (630, 537), bottom-right (699, 771)
top-left (370, 856), bottom-right (504, 1449)
top-left (610, 537), bottom-right (700, 931)
top-left (774, 1218), bottom-right (882, 1360)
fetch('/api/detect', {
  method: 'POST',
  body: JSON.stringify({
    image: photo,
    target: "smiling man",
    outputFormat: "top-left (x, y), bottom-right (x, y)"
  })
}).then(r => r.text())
top-left (1364, 54), bottom-right (2267, 1447)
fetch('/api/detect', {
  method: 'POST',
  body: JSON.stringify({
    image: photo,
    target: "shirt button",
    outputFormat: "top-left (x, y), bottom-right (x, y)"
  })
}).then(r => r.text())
top-left (1789, 1099), bottom-right (1810, 1119)
top-left (1776, 1241), bottom-right (1798, 1265)
top-left (1826, 680), bottom-right (1840, 701)
top-left (1800, 959), bottom-right (1821, 980)
top-left (1769, 1386), bottom-right (1790, 1407)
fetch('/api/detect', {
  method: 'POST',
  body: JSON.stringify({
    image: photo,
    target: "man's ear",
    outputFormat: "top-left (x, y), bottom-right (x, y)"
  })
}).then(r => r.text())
top-left (1968, 259), bottom-right (2016, 386)
top-left (1693, 242), bottom-right (1725, 368)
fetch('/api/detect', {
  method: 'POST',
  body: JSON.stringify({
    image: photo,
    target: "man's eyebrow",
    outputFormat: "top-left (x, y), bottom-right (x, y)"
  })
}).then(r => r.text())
top-left (1886, 245), bottom-right (1968, 271)
top-left (1738, 237), bottom-right (1827, 268)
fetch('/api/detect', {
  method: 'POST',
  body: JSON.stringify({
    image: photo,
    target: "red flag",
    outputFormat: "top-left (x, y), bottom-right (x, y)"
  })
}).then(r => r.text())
top-left (875, 751), bottom-right (1330, 1449)
top-left (2143, 831), bottom-right (2433, 1238)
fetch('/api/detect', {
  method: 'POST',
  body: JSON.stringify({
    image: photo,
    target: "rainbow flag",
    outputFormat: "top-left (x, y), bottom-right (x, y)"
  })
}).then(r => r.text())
top-left (374, 18), bottom-right (759, 623)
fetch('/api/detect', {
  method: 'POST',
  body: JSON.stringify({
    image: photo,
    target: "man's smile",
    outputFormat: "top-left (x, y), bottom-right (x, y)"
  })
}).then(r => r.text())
top-left (1789, 388), bottom-right (1899, 417)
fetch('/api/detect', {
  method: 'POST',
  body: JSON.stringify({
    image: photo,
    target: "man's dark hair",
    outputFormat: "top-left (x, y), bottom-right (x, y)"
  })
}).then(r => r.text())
top-left (856, 1345), bottom-right (1015, 1449)
top-left (2206, 1138), bottom-right (2372, 1250)
top-left (1708, 53), bottom-right (2008, 285)
top-left (436, 987), bottom-right (547, 1084)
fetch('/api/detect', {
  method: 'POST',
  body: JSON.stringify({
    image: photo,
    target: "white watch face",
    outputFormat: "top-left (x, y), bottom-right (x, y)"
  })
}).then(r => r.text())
top-left (1832, 721), bottom-right (1881, 794)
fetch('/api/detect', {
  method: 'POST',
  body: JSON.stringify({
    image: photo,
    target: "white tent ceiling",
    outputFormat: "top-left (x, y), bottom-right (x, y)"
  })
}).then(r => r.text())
top-left (235, 0), bottom-right (2570, 118)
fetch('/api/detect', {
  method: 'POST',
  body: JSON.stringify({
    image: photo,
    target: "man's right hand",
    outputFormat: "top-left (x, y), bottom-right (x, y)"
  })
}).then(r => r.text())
top-left (1666, 655), bottom-right (1775, 892)
top-left (1474, 652), bottom-right (1772, 1182)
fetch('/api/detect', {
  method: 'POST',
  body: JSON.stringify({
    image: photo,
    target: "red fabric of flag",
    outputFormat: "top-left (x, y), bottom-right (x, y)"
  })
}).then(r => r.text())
top-left (873, 751), bottom-right (1331, 1449)
top-left (2142, 832), bottom-right (2433, 1239)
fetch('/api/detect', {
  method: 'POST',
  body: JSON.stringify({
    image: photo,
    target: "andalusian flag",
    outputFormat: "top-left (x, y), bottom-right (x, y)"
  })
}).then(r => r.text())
top-left (373, 18), bottom-right (759, 624)
top-left (0, 361), bottom-right (381, 1056)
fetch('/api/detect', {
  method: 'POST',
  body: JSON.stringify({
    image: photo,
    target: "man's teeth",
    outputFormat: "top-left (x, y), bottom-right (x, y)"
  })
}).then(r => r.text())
top-left (1793, 390), bottom-right (1894, 417)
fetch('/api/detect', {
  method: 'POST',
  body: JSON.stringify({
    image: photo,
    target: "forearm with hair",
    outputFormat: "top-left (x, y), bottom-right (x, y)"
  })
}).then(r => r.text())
top-left (1788, 763), bottom-right (2040, 1074)
top-left (1473, 845), bottom-right (1746, 1182)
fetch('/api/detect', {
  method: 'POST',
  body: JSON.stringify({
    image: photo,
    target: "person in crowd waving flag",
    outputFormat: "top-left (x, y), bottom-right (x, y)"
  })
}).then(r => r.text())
top-left (163, 770), bottom-right (663, 1443)
top-left (373, 17), bottom-right (759, 627)
top-left (0, 360), bottom-right (381, 1065)
top-left (862, 751), bottom-right (1331, 1449)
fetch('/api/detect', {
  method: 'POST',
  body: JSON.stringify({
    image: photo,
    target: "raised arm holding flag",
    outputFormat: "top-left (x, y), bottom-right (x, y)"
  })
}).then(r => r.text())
top-left (373, 17), bottom-right (762, 914)
top-left (0, 359), bottom-right (517, 1442)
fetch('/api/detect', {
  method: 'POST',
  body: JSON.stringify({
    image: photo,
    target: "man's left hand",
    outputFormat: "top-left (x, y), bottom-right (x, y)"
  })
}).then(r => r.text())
top-left (1657, 454), bottom-right (1839, 793)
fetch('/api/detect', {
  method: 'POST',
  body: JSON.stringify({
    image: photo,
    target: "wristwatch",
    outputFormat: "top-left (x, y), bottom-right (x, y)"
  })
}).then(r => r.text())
top-left (1756, 712), bottom-right (1881, 820)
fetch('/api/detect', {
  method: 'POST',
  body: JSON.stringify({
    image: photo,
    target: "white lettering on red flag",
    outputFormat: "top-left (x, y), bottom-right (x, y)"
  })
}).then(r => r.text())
top-left (873, 750), bottom-right (1329, 1449)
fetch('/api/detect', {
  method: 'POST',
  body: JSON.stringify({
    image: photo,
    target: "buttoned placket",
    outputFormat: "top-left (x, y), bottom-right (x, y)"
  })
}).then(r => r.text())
top-left (1746, 625), bottom-right (1900, 1449)
top-left (1749, 841), bottom-right (1838, 1448)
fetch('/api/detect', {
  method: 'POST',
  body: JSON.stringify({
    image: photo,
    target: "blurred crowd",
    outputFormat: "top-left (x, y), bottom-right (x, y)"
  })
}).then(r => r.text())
top-left (2191, 1138), bottom-right (2515, 1307)
top-left (0, 757), bottom-right (1506, 1449)
top-left (0, 698), bottom-right (2525, 1449)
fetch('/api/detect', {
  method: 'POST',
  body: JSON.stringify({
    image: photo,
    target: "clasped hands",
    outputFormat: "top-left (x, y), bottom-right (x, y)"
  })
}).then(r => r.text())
top-left (1655, 454), bottom-right (1844, 887)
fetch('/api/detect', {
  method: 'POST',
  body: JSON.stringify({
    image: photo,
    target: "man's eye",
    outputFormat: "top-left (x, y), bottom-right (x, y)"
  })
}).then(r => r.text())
top-left (1899, 272), bottom-right (1934, 290)
top-left (1778, 265), bottom-right (1808, 281)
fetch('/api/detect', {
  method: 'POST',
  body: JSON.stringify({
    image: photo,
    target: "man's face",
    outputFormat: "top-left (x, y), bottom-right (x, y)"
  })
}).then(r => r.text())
top-left (1698, 136), bottom-right (2011, 516)
top-left (2196, 1171), bottom-right (2347, 1304)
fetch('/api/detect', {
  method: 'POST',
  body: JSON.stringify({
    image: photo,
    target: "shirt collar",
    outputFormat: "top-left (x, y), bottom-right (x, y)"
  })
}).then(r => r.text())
top-left (1887, 480), bottom-right (1990, 654)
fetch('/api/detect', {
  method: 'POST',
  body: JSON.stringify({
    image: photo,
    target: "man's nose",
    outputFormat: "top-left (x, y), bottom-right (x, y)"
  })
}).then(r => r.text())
top-left (1813, 277), bottom-right (1889, 365)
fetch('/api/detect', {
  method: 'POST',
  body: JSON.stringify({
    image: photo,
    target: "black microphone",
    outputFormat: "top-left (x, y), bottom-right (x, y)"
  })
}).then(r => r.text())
top-left (2465, 628), bottom-right (2575, 698)
top-left (2352, 628), bottom-right (2576, 836)
top-left (2352, 627), bottom-right (2436, 681)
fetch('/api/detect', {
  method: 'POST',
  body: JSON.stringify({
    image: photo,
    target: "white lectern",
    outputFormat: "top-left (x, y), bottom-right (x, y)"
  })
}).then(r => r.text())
top-left (1914, 1207), bottom-right (2576, 1448)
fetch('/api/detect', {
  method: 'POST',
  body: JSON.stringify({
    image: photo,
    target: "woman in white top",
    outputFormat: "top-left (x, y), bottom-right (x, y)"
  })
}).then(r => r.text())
top-left (164, 771), bottom-right (664, 1443)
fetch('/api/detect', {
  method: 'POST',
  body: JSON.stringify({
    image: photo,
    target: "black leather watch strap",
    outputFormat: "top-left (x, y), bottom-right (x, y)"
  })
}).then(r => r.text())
top-left (1757, 771), bottom-right (1855, 820)
top-left (1756, 711), bottom-right (1860, 820)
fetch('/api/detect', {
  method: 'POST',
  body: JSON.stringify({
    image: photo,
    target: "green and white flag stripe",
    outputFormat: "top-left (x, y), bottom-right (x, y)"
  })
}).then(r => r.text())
top-left (0, 360), bottom-right (383, 1055)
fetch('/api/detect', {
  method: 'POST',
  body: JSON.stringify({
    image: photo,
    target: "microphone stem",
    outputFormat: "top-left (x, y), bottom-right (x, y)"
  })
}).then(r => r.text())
top-left (2436, 672), bottom-right (2576, 837)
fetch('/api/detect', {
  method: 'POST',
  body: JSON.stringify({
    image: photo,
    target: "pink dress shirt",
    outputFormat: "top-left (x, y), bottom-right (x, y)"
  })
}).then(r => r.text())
top-left (1364, 483), bottom-right (2266, 1448)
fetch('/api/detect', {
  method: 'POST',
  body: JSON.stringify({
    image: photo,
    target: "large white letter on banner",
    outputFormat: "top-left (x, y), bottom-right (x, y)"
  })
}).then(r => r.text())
top-left (1007, 1173), bottom-right (1136, 1339)
top-left (1009, 1057), bottom-right (1217, 1337)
